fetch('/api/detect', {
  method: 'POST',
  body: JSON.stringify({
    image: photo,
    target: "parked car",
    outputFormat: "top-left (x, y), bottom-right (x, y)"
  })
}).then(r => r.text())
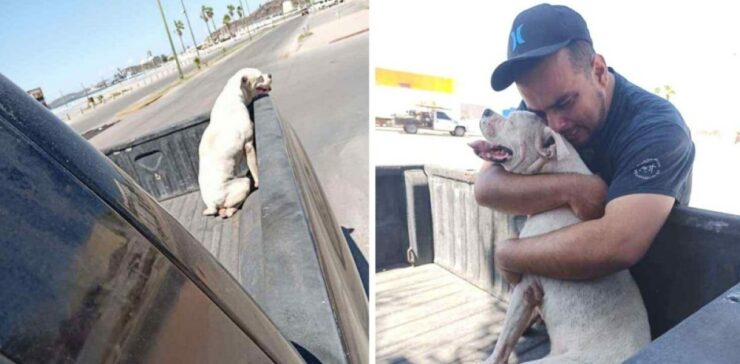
top-left (393, 107), bottom-right (467, 136)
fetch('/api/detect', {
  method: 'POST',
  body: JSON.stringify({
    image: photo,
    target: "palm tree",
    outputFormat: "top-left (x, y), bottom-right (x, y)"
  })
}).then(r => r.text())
top-left (227, 4), bottom-right (236, 34)
top-left (174, 20), bottom-right (186, 54)
top-left (200, 7), bottom-right (214, 43)
top-left (654, 85), bottom-right (676, 101)
top-left (203, 6), bottom-right (217, 37)
top-left (663, 85), bottom-right (676, 101)
top-left (237, 5), bottom-right (244, 18)
top-left (223, 14), bottom-right (233, 37)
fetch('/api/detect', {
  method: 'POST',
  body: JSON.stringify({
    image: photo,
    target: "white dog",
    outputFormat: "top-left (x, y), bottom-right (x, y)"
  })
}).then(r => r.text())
top-left (470, 111), bottom-right (650, 364)
top-left (198, 68), bottom-right (272, 218)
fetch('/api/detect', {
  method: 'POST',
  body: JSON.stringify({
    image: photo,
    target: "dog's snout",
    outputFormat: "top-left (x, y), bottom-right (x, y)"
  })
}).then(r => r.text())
top-left (479, 117), bottom-right (490, 136)
top-left (267, 73), bottom-right (272, 79)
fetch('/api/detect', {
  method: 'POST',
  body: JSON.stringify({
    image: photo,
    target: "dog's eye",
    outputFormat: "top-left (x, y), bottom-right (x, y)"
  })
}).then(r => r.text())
top-left (257, 76), bottom-right (263, 83)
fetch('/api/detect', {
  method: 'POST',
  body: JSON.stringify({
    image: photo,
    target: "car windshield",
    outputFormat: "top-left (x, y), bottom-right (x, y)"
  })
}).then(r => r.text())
top-left (436, 112), bottom-right (451, 120)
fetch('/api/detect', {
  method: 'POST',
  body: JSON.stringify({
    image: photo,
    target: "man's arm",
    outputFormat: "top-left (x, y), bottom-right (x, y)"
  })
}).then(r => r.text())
top-left (474, 162), bottom-right (607, 220)
top-left (495, 193), bottom-right (674, 280)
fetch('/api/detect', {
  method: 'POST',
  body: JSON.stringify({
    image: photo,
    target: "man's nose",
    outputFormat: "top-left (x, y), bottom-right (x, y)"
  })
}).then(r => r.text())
top-left (547, 113), bottom-right (569, 132)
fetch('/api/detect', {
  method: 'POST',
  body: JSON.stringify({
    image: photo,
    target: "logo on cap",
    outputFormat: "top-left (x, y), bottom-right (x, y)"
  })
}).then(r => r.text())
top-left (510, 24), bottom-right (525, 51)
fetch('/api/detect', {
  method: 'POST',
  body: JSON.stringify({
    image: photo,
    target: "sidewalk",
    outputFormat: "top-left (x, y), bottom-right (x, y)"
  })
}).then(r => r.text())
top-left (295, 5), bottom-right (369, 55)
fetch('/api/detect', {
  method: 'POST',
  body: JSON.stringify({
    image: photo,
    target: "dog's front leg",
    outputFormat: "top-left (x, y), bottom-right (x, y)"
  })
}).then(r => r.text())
top-left (484, 277), bottom-right (543, 364)
top-left (245, 142), bottom-right (259, 188)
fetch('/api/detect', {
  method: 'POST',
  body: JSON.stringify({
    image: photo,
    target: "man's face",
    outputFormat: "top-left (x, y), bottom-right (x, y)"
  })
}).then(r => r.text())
top-left (515, 49), bottom-right (608, 147)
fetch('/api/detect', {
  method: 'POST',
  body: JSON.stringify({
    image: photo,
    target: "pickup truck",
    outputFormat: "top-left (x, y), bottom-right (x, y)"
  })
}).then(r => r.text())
top-left (376, 165), bottom-right (740, 363)
top-left (0, 74), bottom-right (367, 363)
top-left (393, 109), bottom-right (468, 137)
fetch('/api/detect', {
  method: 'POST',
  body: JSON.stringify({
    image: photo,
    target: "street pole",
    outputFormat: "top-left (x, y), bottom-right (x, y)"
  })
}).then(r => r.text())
top-left (242, 0), bottom-right (253, 40)
top-left (180, 0), bottom-right (202, 65)
top-left (156, 0), bottom-right (184, 79)
top-left (59, 89), bottom-right (71, 120)
top-left (81, 82), bottom-right (90, 112)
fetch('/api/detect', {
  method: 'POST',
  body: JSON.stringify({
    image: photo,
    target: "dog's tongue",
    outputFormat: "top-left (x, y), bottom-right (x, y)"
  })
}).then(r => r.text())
top-left (469, 140), bottom-right (496, 161)
top-left (468, 140), bottom-right (509, 162)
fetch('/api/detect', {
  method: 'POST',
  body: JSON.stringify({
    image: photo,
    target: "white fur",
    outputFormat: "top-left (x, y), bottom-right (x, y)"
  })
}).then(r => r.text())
top-left (478, 111), bottom-right (651, 364)
top-left (198, 68), bottom-right (272, 218)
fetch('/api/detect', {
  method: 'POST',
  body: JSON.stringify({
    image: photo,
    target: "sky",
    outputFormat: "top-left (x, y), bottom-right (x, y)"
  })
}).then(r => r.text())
top-left (0, 0), bottom-right (268, 101)
top-left (371, 0), bottom-right (740, 132)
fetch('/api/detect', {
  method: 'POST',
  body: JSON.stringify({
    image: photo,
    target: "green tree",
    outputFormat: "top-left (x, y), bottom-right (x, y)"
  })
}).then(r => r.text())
top-left (203, 6), bottom-right (217, 37)
top-left (223, 14), bottom-right (233, 37)
top-left (174, 20), bottom-right (186, 54)
top-left (227, 4), bottom-right (235, 18)
top-left (654, 85), bottom-right (676, 101)
top-left (200, 7), bottom-right (214, 43)
top-left (237, 5), bottom-right (244, 18)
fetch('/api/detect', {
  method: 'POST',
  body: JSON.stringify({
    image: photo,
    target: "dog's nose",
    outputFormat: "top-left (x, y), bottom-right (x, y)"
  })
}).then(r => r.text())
top-left (268, 73), bottom-right (272, 79)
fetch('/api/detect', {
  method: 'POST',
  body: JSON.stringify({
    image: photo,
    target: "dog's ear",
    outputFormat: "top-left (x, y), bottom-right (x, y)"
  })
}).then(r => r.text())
top-left (241, 75), bottom-right (252, 101)
top-left (536, 126), bottom-right (570, 160)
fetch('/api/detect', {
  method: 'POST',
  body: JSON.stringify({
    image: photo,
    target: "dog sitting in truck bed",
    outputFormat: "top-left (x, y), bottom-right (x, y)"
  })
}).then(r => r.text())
top-left (198, 68), bottom-right (272, 218)
top-left (469, 110), bottom-right (650, 364)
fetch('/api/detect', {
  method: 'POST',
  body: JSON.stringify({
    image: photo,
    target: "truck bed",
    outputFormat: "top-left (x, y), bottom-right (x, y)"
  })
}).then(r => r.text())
top-left (159, 190), bottom-right (262, 284)
top-left (376, 264), bottom-right (549, 363)
top-left (100, 97), bottom-right (368, 363)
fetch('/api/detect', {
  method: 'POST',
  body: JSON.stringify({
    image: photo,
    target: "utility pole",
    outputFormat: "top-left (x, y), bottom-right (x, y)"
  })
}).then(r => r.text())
top-left (241, 0), bottom-right (253, 40)
top-left (80, 82), bottom-right (91, 111)
top-left (180, 0), bottom-right (202, 66)
top-left (156, 0), bottom-right (184, 79)
top-left (59, 89), bottom-right (71, 120)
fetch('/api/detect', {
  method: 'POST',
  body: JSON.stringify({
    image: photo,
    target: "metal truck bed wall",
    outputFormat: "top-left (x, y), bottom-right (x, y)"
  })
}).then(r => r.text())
top-left (376, 165), bottom-right (740, 361)
top-left (103, 113), bottom-right (213, 201)
top-left (101, 96), bottom-right (368, 364)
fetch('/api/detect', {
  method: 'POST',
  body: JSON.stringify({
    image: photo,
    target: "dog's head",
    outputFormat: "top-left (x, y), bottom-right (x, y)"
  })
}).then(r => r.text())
top-left (469, 110), bottom-right (571, 174)
top-left (234, 68), bottom-right (272, 103)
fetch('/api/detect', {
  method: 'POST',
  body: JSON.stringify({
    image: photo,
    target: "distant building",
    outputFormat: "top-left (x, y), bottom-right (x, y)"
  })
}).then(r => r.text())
top-left (26, 87), bottom-right (48, 108)
top-left (282, 0), bottom-right (294, 13)
top-left (139, 55), bottom-right (163, 69)
top-left (460, 103), bottom-right (488, 122)
top-left (501, 107), bottom-right (518, 117)
top-left (374, 67), bottom-right (457, 119)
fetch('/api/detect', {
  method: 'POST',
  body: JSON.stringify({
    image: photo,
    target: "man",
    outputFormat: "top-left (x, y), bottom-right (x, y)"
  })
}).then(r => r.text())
top-left (475, 4), bottom-right (695, 284)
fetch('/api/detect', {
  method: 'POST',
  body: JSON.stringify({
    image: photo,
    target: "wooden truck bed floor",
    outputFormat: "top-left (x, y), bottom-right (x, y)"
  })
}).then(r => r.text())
top-left (376, 264), bottom-right (550, 363)
top-left (160, 189), bottom-right (262, 286)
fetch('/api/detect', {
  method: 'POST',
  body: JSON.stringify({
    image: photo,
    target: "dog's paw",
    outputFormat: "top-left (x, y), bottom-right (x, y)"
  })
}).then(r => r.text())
top-left (223, 207), bottom-right (237, 218)
top-left (203, 207), bottom-right (218, 216)
top-left (523, 282), bottom-right (544, 305)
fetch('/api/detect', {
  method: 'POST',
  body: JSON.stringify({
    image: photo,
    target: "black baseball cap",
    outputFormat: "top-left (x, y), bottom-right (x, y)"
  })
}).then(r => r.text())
top-left (490, 4), bottom-right (592, 91)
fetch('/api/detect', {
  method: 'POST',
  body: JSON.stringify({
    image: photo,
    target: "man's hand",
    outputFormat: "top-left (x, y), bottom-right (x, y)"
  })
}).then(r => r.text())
top-left (567, 174), bottom-right (607, 220)
top-left (493, 194), bottom-right (675, 280)
top-left (474, 162), bottom-right (607, 218)
top-left (499, 267), bottom-right (523, 285)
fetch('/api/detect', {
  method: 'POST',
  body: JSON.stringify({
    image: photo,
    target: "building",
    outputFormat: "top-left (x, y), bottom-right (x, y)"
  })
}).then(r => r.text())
top-left (374, 68), bottom-right (457, 119)
top-left (26, 87), bottom-right (48, 108)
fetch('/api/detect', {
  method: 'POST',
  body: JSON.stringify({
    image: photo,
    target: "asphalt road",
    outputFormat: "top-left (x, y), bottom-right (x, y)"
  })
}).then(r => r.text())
top-left (268, 23), bottom-right (369, 261)
top-left (76, 1), bottom-right (369, 260)
top-left (67, 36), bottom-right (253, 135)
